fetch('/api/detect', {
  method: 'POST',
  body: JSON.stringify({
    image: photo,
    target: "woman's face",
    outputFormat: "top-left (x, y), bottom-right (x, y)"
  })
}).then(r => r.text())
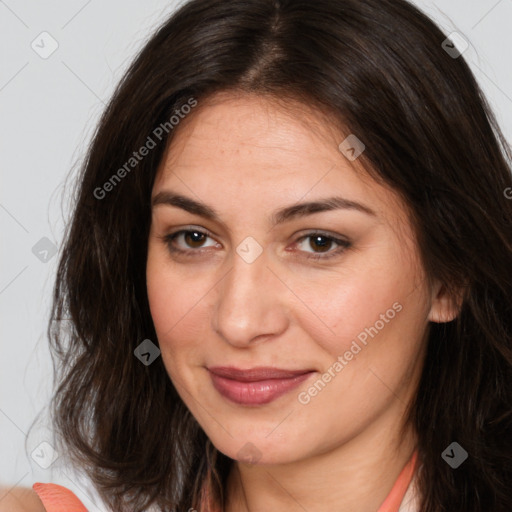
top-left (146, 92), bottom-right (453, 465)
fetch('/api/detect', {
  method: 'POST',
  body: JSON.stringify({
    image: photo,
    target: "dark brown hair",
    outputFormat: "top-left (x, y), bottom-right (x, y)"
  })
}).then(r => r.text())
top-left (35, 0), bottom-right (512, 510)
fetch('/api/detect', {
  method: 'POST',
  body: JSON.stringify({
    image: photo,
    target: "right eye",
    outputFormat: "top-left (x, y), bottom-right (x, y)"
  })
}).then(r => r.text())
top-left (162, 228), bottom-right (220, 255)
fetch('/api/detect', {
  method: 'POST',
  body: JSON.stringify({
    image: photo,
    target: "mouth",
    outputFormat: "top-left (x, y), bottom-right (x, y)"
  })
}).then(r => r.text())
top-left (207, 366), bottom-right (316, 406)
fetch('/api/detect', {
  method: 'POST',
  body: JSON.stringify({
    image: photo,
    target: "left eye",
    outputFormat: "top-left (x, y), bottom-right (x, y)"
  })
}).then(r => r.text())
top-left (293, 233), bottom-right (351, 259)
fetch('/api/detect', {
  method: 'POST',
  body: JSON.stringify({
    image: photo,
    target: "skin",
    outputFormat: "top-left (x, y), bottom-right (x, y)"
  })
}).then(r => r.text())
top-left (0, 486), bottom-right (45, 512)
top-left (146, 90), bottom-right (460, 512)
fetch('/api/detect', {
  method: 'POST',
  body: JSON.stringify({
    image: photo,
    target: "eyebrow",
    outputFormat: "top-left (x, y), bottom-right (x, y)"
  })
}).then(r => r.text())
top-left (151, 190), bottom-right (377, 225)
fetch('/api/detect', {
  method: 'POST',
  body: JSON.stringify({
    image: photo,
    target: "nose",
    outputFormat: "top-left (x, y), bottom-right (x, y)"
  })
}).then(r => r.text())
top-left (212, 248), bottom-right (289, 348)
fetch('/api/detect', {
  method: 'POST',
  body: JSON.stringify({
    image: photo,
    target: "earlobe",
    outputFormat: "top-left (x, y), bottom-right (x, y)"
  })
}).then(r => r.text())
top-left (427, 282), bottom-right (465, 324)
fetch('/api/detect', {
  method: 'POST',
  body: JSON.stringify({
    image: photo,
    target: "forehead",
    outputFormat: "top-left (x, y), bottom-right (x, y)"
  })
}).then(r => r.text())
top-left (153, 92), bottom-right (404, 225)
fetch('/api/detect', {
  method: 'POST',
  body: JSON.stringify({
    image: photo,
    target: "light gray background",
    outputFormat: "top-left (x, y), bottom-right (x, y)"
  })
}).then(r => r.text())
top-left (1, 1), bottom-right (511, 510)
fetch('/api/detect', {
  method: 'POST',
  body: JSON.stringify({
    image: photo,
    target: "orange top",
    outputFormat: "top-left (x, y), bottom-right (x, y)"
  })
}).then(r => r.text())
top-left (32, 483), bottom-right (88, 511)
top-left (33, 450), bottom-right (418, 511)
top-left (378, 450), bottom-right (418, 512)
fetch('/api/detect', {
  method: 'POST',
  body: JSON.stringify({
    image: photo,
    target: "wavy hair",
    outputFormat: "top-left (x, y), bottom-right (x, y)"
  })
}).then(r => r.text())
top-left (39, 0), bottom-right (512, 510)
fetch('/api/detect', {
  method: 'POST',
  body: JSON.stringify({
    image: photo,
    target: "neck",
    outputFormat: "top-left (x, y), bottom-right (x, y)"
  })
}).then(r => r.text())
top-left (224, 403), bottom-right (417, 512)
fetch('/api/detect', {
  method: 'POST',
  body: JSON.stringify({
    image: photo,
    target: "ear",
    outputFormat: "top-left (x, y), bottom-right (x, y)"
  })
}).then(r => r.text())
top-left (427, 280), bottom-right (465, 323)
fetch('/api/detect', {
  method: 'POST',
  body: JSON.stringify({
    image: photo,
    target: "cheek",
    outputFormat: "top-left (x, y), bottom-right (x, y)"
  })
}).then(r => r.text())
top-left (146, 243), bottom-right (190, 332)
top-left (287, 256), bottom-right (408, 359)
top-left (146, 250), bottom-right (213, 365)
top-left (290, 279), bottom-right (428, 440)
top-left (286, 241), bottom-right (429, 385)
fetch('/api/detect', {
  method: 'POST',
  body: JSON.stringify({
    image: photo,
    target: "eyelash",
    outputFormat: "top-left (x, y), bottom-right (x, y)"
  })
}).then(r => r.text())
top-left (160, 228), bottom-right (351, 261)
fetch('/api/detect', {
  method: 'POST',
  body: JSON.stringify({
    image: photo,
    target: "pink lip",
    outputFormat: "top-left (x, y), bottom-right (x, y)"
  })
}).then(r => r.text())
top-left (208, 366), bottom-right (315, 405)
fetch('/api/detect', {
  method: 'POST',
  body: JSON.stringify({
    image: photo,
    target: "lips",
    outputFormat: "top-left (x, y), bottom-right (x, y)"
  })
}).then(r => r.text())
top-left (208, 366), bottom-right (315, 405)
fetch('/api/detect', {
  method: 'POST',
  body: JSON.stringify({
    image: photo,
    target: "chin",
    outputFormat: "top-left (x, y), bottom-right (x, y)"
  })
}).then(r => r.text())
top-left (204, 424), bottom-right (308, 466)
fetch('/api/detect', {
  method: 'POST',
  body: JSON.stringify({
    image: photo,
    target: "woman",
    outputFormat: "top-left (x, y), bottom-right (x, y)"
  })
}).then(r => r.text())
top-left (12, 0), bottom-right (512, 510)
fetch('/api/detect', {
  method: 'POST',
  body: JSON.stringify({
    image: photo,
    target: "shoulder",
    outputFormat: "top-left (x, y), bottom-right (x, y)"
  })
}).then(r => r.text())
top-left (0, 486), bottom-right (47, 512)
